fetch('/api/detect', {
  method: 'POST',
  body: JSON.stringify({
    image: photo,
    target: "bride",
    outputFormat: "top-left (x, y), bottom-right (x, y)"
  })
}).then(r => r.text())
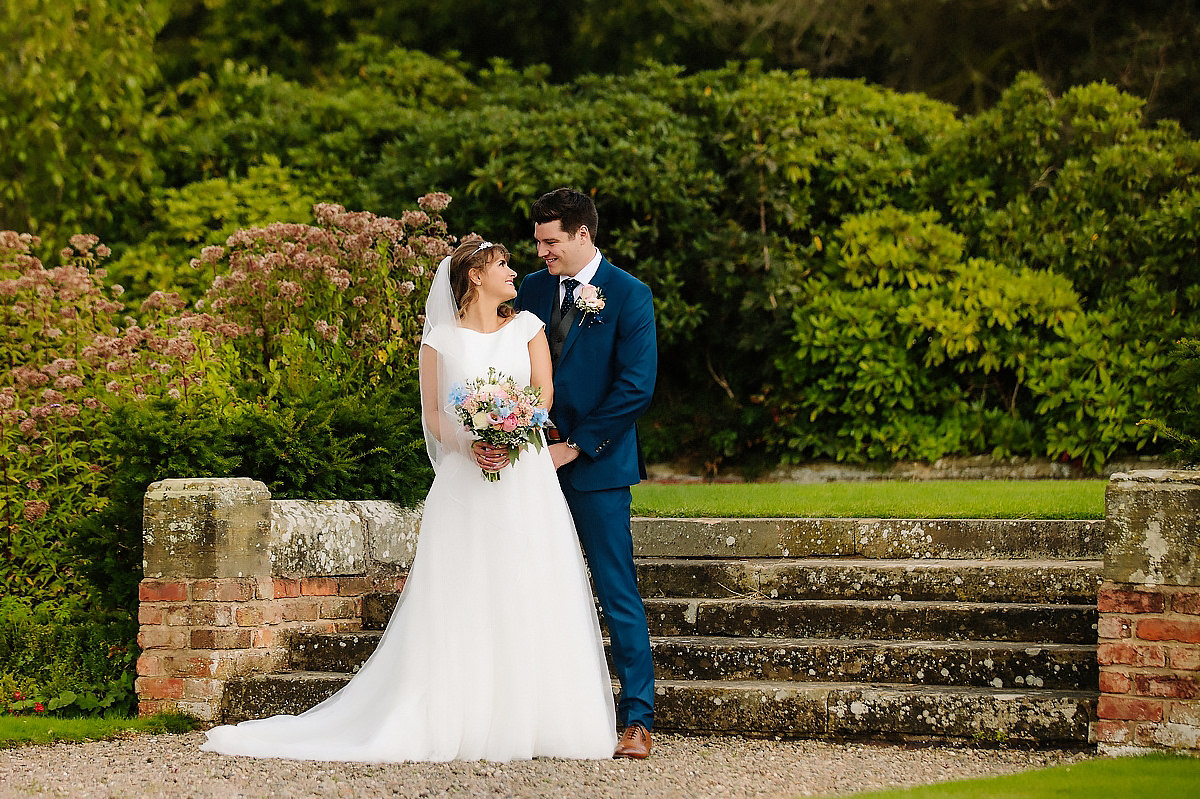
top-left (201, 239), bottom-right (618, 762)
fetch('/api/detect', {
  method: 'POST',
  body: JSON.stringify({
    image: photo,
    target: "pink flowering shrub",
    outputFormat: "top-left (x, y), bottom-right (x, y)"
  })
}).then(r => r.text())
top-left (1, 194), bottom-right (456, 613)
top-left (0, 232), bottom-right (227, 605)
top-left (193, 198), bottom-right (450, 392)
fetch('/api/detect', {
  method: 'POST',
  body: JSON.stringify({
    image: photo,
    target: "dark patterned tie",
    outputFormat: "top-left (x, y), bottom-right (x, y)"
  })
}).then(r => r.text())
top-left (560, 278), bottom-right (579, 319)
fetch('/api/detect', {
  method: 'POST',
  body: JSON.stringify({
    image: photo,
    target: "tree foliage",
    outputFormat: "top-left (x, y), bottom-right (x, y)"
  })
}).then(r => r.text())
top-left (0, 0), bottom-right (168, 245)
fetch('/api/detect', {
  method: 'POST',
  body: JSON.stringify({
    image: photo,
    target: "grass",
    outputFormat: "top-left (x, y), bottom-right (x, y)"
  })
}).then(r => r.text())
top-left (0, 712), bottom-right (200, 749)
top-left (839, 753), bottom-right (1200, 798)
top-left (632, 480), bottom-right (1106, 520)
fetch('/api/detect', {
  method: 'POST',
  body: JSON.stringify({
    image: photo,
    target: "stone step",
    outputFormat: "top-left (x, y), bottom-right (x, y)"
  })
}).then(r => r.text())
top-left (220, 672), bottom-right (1095, 745)
top-left (636, 557), bottom-right (1101, 603)
top-left (650, 637), bottom-right (1096, 691)
top-left (643, 598), bottom-right (1096, 644)
top-left (361, 557), bottom-right (1101, 630)
top-left (652, 679), bottom-right (1096, 745)
top-left (632, 518), bottom-right (1104, 559)
top-left (292, 631), bottom-right (1096, 691)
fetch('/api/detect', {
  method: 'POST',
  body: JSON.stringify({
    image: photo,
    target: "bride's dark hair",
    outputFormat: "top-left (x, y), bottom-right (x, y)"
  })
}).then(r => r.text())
top-left (448, 239), bottom-right (514, 319)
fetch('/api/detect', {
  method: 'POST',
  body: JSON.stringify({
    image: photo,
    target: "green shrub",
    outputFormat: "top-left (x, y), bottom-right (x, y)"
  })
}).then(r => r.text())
top-left (0, 601), bottom-right (138, 718)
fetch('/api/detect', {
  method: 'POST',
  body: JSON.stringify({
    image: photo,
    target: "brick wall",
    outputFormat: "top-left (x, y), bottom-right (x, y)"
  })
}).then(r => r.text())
top-left (135, 478), bottom-right (418, 721)
top-left (1094, 470), bottom-right (1200, 753)
top-left (136, 575), bottom-right (405, 720)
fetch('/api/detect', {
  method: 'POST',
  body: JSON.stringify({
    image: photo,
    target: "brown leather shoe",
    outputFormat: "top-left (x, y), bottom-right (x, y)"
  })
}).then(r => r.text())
top-left (613, 724), bottom-right (652, 759)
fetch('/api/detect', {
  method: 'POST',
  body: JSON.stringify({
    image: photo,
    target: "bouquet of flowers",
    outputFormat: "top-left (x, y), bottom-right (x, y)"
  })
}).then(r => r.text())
top-left (448, 367), bottom-right (552, 481)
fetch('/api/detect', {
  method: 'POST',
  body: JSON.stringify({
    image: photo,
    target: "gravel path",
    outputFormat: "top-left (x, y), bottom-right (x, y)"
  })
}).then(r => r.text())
top-left (0, 732), bottom-right (1094, 798)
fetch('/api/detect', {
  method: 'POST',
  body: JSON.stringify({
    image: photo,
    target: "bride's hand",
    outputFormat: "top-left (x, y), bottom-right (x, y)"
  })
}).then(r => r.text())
top-left (472, 441), bottom-right (510, 472)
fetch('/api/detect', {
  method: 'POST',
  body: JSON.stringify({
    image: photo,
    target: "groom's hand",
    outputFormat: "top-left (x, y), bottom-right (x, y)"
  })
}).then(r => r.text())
top-left (472, 441), bottom-right (510, 472)
top-left (549, 442), bottom-right (581, 469)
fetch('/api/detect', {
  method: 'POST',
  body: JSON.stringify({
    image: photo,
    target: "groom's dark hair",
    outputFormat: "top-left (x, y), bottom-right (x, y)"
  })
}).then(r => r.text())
top-left (532, 188), bottom-right (599, 241)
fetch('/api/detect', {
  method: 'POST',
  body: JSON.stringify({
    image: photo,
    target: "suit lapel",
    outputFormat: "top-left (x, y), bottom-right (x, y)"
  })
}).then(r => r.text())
top-left (557, 259), bottom-right (612, 366)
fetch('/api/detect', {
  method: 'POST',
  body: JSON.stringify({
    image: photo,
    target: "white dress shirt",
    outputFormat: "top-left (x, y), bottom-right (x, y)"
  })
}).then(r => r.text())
top-left (559, 249), bottom-right (603, 309)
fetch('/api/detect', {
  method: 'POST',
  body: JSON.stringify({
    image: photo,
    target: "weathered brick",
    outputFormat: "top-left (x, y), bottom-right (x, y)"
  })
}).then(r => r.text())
top-left (182, 678), bottom-right (223, 701)
top-left (1147, 722), bottom-right (1200, 750)
top-left (301, 577), bottom-right (339, 596)
top-left (251, 628), bottom-right (275, 648)
top-left (137, 605), bottom-right (165, 625)
top-left (194, 579), bottom-right (255, 603)
top-left (1168, 702), bottom-right (1200, 726)
top-left (280, 599), bottom-right (321, 622)
top-left (1099, 669), bottom-right (1133, 695)
top-left (137, 627), bottom-right (189, 650)
top-left (235, 606), bottom-right (264, 627)
top-left (1098, 641), bottom-right (1167, 668)
top-left (1134, 674), bottom-right (1200, 700)
top-left (138, 580), bottom-right (188, 603)
top-left (1173, 592), bottom-right (1200, 616)
top-left (1168, 646), bottom-right (1200, 672)
top-left (273, 578), bottom-right (301, 598)
top-left (191, 579), bottom-right (219, 601)
top-left (1133, 722), bottom-right (1165, 747)
top-left (374, 575), bottom-right (407, 592)
top-left (189, 604), bottom-right (234, 627)
top-left (1098, 695), bottom-right (1163, 722)
top-left (135, 655), bottom-right (161, 677)
top-left (337, 577), bottom-right (374, 596)
top-left (164, 655), bottom-right (218, 678)
top-left (254, 576), bottom-right (275, 600)
top-left (138, 699), bottom-right (170, 718)
top-left (1097, 616), bottom-right (1132, 640)
top-left (1092, 719), bottom-right (1133, 744)
top-left (319, 597), bottom-right (360, 620)
top-left (1137, 618), bottom-right (1200, 644)
top-left (1098, 586), bottom-right (1166, 614)
top-left (190, 628), bottom-right (253, 650)
top-left (135, 676), bottom-right (184, 700)
top-left (163, 605), bottom-right (194, 626)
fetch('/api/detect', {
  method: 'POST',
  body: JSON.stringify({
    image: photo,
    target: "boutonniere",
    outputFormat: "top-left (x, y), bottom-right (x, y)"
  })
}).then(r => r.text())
top-left (575, 283), bottom-right (606, 327)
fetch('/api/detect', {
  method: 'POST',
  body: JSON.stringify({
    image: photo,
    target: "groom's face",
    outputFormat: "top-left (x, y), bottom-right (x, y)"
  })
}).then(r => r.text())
top-left (534, 220), bottom-right (592, 278)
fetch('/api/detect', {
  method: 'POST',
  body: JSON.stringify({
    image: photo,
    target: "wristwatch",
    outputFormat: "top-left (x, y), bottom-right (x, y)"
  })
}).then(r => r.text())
top-left (565, 438), bottom-right (580, 451)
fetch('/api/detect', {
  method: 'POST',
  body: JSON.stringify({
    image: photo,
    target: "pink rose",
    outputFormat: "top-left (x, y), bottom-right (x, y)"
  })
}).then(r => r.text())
top-left (501, 414), bottom-right (519, 432)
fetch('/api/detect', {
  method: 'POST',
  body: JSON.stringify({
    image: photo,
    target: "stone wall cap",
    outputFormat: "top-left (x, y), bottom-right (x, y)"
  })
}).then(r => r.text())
top-left (1109, 469), bottom-right (1200, 485)
top-left (146, 477), bottom-right (271, 498)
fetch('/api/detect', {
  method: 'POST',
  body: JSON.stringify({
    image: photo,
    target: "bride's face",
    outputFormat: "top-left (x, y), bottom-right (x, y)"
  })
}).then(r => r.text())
top-left (474, 253), bottom-right (518, 305)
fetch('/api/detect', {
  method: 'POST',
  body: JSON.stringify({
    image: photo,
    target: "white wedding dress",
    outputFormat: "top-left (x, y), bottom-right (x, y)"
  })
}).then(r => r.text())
top-left (202, 311), bottom-right (617, 762)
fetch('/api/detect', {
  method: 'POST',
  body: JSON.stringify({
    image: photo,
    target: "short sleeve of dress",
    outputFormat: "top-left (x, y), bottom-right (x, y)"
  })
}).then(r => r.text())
top-left (515, 310), bottom-right (546, 342)
top-left (422, 325), bottom-right (453, 353)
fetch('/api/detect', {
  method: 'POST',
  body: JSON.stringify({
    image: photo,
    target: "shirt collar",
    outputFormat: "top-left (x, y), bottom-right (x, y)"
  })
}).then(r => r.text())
top-left (562, 249), bottom-right (602, 288)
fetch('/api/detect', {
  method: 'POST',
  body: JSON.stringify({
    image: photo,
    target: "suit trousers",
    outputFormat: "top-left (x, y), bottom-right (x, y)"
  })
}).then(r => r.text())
top-left (559, 480), bottom-right (655, 730)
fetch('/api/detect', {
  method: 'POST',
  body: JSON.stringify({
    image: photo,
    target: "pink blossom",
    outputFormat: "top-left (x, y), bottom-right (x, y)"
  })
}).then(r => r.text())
top-left (501, 414), bottom-right (519, 433)
top-left (352, 296), bottom-right (368, 307)
top-left (418, 192), bottom-right (452, 212)
top-left (398, 281), bottom-right (415, 297)
top-left (54, 375), bottom-right (84, 391)
top-left (401, 210), bottom-right (431, 229)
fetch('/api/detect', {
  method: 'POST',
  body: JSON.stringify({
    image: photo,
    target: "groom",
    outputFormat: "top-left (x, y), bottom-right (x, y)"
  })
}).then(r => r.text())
top-left (515, 188), bottom-right (658, 759)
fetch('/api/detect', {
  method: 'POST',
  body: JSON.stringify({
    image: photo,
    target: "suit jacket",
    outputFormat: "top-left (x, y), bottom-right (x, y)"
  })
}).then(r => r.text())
top-left (516, 256), bottom-right (657, 491)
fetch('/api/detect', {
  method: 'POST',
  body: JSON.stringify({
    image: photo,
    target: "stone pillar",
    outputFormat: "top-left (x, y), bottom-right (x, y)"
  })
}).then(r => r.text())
top-left (135, 479), bottom-right (414, 721)
top-left (1094, 470), bottom-right (1200, 753)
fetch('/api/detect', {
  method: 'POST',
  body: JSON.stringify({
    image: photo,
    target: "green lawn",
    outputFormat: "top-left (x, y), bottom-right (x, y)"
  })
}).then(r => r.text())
top-left (838, 753), bottom-right (1200, 798)
top-left (632, 480), bottom-right (1106, 520)
top-left (0, 713), bottom-right (200, 748)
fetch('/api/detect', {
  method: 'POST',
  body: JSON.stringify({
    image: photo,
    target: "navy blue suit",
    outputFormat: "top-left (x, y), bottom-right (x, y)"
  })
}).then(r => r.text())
top-left (516, 255), bottom-right (657, 730)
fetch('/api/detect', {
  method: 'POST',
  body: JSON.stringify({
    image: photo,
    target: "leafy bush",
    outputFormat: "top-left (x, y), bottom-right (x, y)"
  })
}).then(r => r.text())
top-left (0, 601), bottom-right (138, 718)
